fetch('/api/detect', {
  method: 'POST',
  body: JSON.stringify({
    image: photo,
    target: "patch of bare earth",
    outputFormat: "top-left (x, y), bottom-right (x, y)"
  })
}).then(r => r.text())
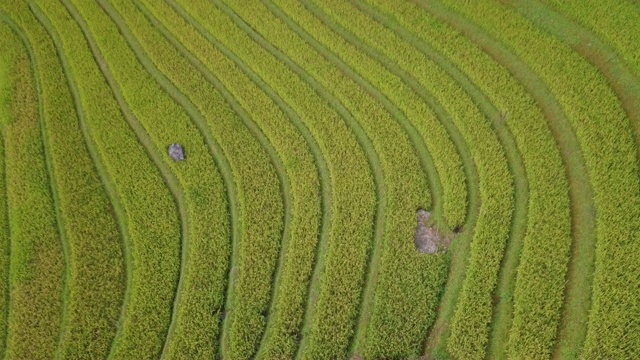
top-left (414, 209), bottom-right (452, 254)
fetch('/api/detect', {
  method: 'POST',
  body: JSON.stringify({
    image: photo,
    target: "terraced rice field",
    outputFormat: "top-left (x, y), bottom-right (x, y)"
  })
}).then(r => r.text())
top-left (0, 0), bottom-right (639, 359)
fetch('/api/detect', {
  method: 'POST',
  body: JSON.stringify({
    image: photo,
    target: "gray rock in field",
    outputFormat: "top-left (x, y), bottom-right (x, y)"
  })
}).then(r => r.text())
top-left (168, 143), bottom-right (185, 162)
top-left (414, 209), bottom-right (450, 254)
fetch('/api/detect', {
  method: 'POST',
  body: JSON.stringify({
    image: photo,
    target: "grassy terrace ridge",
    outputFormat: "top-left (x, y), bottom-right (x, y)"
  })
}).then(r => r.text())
top-left (217, 1), bottom-right (451, 358)
top-left (373, 1), bottom-right (571, 358)
top-left (25, 0), bottom-right (183, 359)
top-left (92, 1), bottom-right (285, 358)
top-left (164, 1), bottom-right (378, 358)
top-left (0, 10), bottom-right (64, 359)
top-left (431, 0), bottom-right (639, 358)
top-left (0, 122), bottom-right (6, 359)
top-left (349, 2), bottom-right (528, 358)
top-left (171, 0), bottom-right (382, 358)
top-left (506, 1), bottom-right (638, 357)
top-left (1, 0), bottom-right (639, 358)
top-left (52, 0), bottom-right (250, 358)
top-left (128, 1), bottom-right (329, 359)
top-left (269, 0), bottom-right (476, 356)
top-left (8, 2), bottom-right (128, 359)
top-left (102, 0), bottom-right (323, 358)
top-left (460, 1), bottom-right (640, 358)
top-left (0, 24), bottom-right (12, 357)
top-left (358, 1), bottom-right (594, 358)
top-left (300, 1), bottom-right (528, 357)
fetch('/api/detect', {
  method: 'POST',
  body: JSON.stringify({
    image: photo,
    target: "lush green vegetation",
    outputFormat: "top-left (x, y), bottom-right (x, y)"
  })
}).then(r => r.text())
top-left (1, 3), bottom-right (126, 359)
top-left (125, 2), bottom-right (330, 359)
top-left (1, 0), bottom-right (638, 359)
top-left (0, 10), bottom-right (64, 359)
top-left (0, 25), bottom-right (12, 358)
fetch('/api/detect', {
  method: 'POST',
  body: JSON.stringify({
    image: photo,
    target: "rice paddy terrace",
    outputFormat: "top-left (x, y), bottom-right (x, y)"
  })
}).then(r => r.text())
top-left (0, 0), bottom-right (639, 359)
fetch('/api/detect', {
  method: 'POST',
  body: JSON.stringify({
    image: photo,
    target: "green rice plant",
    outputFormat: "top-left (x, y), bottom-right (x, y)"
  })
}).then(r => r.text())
top-left (265, 1), bottom-right (481, 357)
top-left (95, 0), bottom-right (315, 358)
top-left (127, 1), bottom-right (328, 359)
top-left (41, 0), bottom-right (243, 358)
top-left (1, 0), bottom-right (636, 359)
top-left (259, 6), bottom-right (468, 353)
top-left (542, 0), bottom-right (640, 78)
top-left (344, 3), bottom-right (532, 358)
top-left (514, 2), bottom-right (640, 356)
top-left (3, 6), bottom-right (127, 360)
top-left (352, 3), bottom-right (596, 359)
top-left (24, 1), bottom-right (183, 358)
top-left (419, 0), bottom-right (639, 358)
top-left (294, 1), bottom-right (527, 357)
top-left (0, 15), bottom-right (64, 360)
top-left (416, 3), bottom-right (572, 358)
top-left (213, 1), bottom-right (454, 358)
top-left (349, 2), bottom-right (507, 358)
top-left (361, 1), bottom-right (571, 358)
top-left (252, 8), bottom-right (467, 355)
top-left (518, 0), bottom-right (640, 169)
top-left (437, 1), bottom-right (640, 357)
top-left (268, 0), bottom-right (466, 230)
top-left (170, 0), bottom-right (379, 358)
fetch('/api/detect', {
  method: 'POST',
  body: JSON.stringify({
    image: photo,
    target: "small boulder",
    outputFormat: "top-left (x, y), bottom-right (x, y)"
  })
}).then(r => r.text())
top-left (168, 143), bottom-right (185, 162)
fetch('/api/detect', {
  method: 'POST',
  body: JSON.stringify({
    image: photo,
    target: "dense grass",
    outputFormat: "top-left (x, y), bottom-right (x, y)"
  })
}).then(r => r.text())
top-left (170, 1), bottom-right (381, 358)
top-left (22, 1), bottom-right (183, 359)
top-left (217, 1), bottom-right (459, 358)
top-left (1, 0), bottom-right (639, 359)
top-left (0, 11), bottom-right (64, 359)
top-left (128, 1), bottom-right (329, 359)
top-left (267, 3), bottom-right (452, 358)
top-left (101, 1), bottom-right (326, 358)
top-left (413, 2), bottom-right (571, 359)
top-left (344, 3), bottom-right (529, 358)
top-left (216, 2), bottom-right (390, 358)
top-left (9, 6), bottom-right (127, 360)
top-left (43, 1), bottom-right (243, 358)
top-left (361, 2), bottom-right (589, 359)
top-left (460, 1), bottom-right (640, 358)
top-left (430, 1), bottom-right (640, 358)
top-left (510, 2), bottom-right (640, 356)
top-left (268, 0), bottom-right (467, 230)
top-left (364, 1), bottom-right (562, 356)
top-left (271, 1), bottom-right (482, 357)
top-left (542, 0), bottom-right (640, 78)
top-left (92, 0), bottom-right (280, 357)
top-left (357, 1), bottom-right (509, 357)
